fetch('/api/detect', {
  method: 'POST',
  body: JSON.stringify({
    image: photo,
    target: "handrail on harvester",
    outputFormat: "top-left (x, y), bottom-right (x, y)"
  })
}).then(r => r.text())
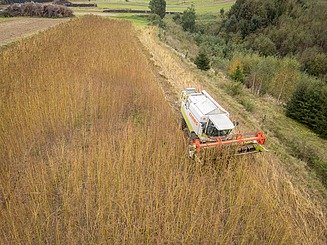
top-left (192, 131), bottom-right (266, 153)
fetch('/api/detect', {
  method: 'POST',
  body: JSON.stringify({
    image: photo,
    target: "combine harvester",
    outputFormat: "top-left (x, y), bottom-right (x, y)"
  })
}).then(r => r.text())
top-left (180, 88), bottom-right (267, 158)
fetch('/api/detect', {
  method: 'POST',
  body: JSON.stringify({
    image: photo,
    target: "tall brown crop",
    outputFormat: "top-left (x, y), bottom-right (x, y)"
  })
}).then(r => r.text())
top-left (0, 16), bottom-right (326, 244)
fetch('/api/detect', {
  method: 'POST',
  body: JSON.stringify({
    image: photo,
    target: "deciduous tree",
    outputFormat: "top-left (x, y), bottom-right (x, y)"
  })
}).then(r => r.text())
top-left (149, 0), bottom-right (166, 19)
top-left (181, 5), bottom-right (196, 32)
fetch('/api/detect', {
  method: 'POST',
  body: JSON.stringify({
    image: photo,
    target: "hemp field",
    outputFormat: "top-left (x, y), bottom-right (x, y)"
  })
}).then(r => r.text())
top-left (0, 16), bottom-right (326, 244)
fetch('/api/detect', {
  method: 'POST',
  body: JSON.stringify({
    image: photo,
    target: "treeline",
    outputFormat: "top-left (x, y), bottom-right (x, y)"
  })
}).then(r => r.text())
top-left (228, 53), bottom-right (326, 138)
top-left (223, 0), bottom-right (327, 138)
top-left (228, 53), bottom-right (300, 102)
top-left (224, 0), bottom-right (327, 78)
top-left (170, 0), bottom-right (326, 138)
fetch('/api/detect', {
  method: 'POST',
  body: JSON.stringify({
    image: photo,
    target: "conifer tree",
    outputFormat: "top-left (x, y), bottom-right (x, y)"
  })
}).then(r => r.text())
top-left (195, 52), bottom-right (210, 71)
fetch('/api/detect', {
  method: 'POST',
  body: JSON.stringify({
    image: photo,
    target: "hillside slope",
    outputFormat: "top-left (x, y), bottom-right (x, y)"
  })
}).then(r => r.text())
top-left (162, 4), bottom-right (327, 187)
top-left (139, 26), bottom-right (327, 241)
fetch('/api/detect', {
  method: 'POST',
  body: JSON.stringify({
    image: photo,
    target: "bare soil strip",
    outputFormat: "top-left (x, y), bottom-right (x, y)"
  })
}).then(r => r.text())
top-left (0, 17), bottom-right (69, 46)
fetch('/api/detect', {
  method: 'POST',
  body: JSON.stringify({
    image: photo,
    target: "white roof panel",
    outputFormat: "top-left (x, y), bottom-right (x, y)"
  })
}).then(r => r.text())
top-left (189, 94), bottom-right (217, 115)
top-left (208, 114), bottom-right (235, 130)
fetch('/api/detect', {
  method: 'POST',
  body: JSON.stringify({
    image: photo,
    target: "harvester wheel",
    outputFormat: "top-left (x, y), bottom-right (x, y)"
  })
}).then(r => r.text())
top-left (190, 132), bottom-right (199, 141)
top-left (181, 117), bottom-right (187, 130)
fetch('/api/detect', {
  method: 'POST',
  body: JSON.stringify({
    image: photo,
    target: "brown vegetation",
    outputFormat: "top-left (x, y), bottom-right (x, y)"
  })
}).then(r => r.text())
top-left (0, 16), bottom-right (326, 243)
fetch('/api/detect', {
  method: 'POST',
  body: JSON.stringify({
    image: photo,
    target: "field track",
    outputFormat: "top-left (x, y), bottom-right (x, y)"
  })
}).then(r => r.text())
top-left (0, 18), bottom-right (68, 46)
top-left (139, 27), bottom-right (259, 133)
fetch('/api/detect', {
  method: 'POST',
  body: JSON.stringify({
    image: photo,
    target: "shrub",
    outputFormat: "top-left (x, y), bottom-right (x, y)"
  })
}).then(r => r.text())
top-left (148, 13), bottom-right (165, 28)
top-left (230, 65), bottom-right (245, 84)
top-left (211, 56), bottom-right (229, 71)
top-left (172, 12), bottom-right (181, 23)
top-left (228, 58), bottom-right (242, 75)
top-left (3, 2), bottom-right (73, 18)
top-left (225, 82), bottom-right (244, 96)
top-left (148, 13), bottom-right (160, 24)
top-left (194, 52), bottom-right (210, 70)
top-left (219, 8), bottom-right (225, 18)
top-left (240, 97), bottom-right (255, 112)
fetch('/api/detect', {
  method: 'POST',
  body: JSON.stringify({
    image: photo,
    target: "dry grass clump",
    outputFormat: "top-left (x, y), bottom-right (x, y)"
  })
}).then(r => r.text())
top-left (3, 2), bottom-right (73, 18)
top-left (0, 16), bottom-right (326, 243)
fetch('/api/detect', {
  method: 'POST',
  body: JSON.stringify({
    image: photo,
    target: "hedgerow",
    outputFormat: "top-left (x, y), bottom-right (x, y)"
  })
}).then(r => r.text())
top-left (3, 2), bottom-right (73, 18)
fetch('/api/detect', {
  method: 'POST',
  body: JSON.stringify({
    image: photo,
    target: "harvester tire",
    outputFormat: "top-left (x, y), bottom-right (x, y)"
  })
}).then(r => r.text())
top-left (190, 132), bottom-right (199, 141)
top-left (181, 117), bottom-right (187, 130)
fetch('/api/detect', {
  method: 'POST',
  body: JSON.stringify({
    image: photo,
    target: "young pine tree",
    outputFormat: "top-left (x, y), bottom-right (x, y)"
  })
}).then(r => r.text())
top-left (195, 52), bottom-right (210, 71)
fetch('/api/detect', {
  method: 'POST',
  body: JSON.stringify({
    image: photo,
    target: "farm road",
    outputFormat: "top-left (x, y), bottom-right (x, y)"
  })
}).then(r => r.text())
top-left (0, 18), bottom-right (68, 46)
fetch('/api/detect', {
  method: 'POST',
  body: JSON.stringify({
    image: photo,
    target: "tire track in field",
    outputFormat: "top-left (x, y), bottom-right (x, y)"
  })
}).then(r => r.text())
top-left (138, 27), bottom-right (202, 98)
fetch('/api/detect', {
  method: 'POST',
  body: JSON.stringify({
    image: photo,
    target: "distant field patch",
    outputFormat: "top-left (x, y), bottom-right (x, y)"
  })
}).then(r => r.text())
top-left (71, 0), bottom-right (235, 13)
top-left (109, 13), bottom-right (149, 26)
top-left (0, 17), bottom-right (68, 46)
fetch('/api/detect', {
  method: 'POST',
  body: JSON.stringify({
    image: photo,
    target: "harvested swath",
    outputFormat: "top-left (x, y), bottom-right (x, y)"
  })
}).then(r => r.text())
top-left (0, 16), bottom-right (326, 244)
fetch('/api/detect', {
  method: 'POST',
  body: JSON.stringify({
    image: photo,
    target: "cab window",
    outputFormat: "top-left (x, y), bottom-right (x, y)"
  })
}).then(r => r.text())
top-left (206, 121), bottom-right (231, 137)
